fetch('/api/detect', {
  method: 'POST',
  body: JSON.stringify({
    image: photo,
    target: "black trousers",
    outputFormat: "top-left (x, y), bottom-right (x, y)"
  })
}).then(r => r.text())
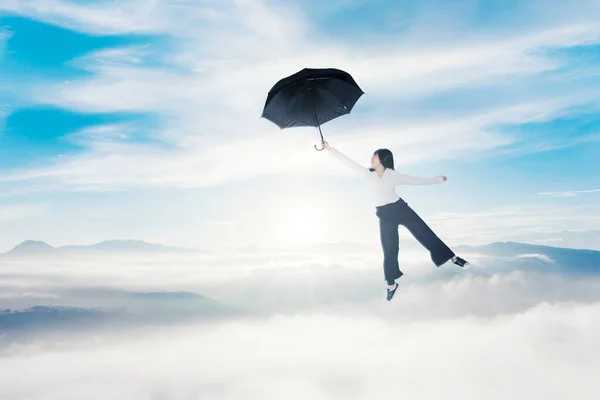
top-left (376, 199), bottom-right (455, 284)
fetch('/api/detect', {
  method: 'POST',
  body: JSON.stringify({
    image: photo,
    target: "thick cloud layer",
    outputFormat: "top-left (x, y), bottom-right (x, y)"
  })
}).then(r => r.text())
top-left (1, 301), bottom-right (599, 399)
top-left (1, 244), bottom-right (599, 399)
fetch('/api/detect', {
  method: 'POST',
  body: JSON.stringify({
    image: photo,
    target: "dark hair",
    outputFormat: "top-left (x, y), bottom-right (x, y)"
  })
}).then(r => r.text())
top-left (369, 148), bottom-right (394, 171)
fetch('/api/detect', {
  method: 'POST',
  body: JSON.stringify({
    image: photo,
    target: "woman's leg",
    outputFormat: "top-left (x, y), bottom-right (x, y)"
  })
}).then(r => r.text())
top-left (398, 203), bottom-right (455, 267)
top-left (379, 219), bottom-right (403, 283)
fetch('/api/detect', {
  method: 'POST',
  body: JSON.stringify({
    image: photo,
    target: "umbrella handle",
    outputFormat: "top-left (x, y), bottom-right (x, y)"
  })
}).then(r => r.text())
top-left (311, 102), bottom-right (325, 151)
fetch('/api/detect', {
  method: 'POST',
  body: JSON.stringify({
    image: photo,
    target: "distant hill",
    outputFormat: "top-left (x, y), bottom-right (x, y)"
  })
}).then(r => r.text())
top-left (455, 241), bottom-right (600, 275)
top-left (0, 306), bottom-right (109, 332)
top-left (0, 290), bottom-right (242, 337)
top-left (1, 239), bottom-right (199, 257)
top-left (62, 239), bottom-right (193, 253)
top-left (6, 240), bottom-right (55, 254)
top-left (3, 239), bottom-right (599, 274)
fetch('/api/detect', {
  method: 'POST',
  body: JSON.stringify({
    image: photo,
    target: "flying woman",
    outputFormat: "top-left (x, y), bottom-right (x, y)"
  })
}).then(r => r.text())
top-left (322, 141), bottom-right (470, 301)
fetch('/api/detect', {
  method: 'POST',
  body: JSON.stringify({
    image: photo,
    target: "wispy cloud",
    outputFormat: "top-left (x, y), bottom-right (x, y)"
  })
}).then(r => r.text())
top-left (538, 188), bottom-right (600, 197)
top-left (497, 124), bottom-right (600, 156)
top-left (2, 0), bottom-right (600, 193)
top-left (0, 75), bottom-right (597, 192)
top-left (516, 253), bottom-right (555, 263)
top-left (0, 26), bottom-right (10, 59)
top-left (0, 203), bottom-right (45, 221)
top-left (428, 203), bottom-right (600, 246)
top-left (1, 0), bottom-right (220, 35)
top-left (206, 220), bottom-right (236, 226)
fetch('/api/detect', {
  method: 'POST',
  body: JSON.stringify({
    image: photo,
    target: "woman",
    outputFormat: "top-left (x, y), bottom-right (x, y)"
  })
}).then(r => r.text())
top-left (322, 140), bottom-right (470, 301)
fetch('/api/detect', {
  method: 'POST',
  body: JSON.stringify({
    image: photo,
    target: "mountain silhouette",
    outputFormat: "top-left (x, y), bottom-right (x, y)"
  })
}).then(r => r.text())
top-left (6, 240), bottom-right (54, 254)
top-left (455, 241), bottom-right (600, 275)
top-left (0, 290), bottom-right (242, 339)
top-left (2, 239), bottom-right (198, 257)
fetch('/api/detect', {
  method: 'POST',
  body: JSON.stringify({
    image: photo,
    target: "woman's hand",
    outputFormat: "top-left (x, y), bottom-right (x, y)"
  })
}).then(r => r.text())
top-left (441, 175), bottom-right (447, 181)
top-left (321, 140), bottom-right (331, 151)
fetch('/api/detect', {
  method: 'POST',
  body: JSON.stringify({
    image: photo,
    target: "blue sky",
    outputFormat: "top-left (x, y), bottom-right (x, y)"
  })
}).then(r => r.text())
top-left (1, 0), bottom-right (599, 252)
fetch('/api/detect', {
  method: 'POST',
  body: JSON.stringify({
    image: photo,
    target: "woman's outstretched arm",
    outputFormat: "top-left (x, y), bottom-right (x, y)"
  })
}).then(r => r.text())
top-left (390, 170), bottom-right (447, 186)
top-left (323, 141), bottom-right (370, 177)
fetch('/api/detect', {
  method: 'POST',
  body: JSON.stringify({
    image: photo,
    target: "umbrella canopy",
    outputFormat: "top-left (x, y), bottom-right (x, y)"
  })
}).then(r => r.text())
top-left (261, 68), bottom-right (364, 150)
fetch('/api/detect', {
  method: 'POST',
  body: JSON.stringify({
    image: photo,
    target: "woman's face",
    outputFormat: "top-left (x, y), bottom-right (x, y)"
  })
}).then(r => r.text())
top-left (371, 153), bottom-right (382, 169)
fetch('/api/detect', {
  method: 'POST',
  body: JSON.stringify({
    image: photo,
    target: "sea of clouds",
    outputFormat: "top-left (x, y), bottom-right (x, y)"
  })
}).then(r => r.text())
top-left (1, 243), bottom-right (600, 399)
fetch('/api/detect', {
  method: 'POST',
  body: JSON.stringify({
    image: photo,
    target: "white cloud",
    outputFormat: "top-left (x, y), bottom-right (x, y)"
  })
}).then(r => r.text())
top-left (532, 230), bottom-right (600, 251)
top-left (349, 23), bottom-right (600, 99)
top-left (500, 133), bottom-right (600, 156)
top-left (0, 203), bottom-right (45, 222)
top-left (1, 286), bottom-right (599, 399)
top-left (2, 0), bottom-right (600, 254)
top-left (0, 26), bottom-right (11, 61)
top-left (0, 95), bottom-right (596, 192)
top-left (1, 241), bottom-right (600, 399)
top-left (535, 237), bottom-right (563, 244)
top-left (517, 253), bottom-right (555, 263)
top-left (1, 0), bottom-right (218, 35)
top-left (427, 203), bottom-right (600, 246)
top-left (1, 244), bottom-right (599, 315)
top-left (538, 188), bottom-right (600, 197)
top-left (2, 0), bottom-right (600, 193)
top-left (206, 220), bottom-right (236, 226)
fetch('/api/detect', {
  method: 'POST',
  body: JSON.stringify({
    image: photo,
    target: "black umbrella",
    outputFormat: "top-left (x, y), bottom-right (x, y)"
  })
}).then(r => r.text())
top-left (261, 67), bottom-right (364, 150)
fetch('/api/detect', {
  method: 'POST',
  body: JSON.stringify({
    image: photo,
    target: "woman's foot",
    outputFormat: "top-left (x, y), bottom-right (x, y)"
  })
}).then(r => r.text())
top-left (386, 282), bottom-right (399, 301)
top-left (452, 255), bottom-right (470, 269)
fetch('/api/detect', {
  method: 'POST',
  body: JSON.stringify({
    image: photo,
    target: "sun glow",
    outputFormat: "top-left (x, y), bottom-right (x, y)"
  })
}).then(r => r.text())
top-left (285, 211), bottom-right (320, 241)
top-left (272, 200), bottom-right (330, 247)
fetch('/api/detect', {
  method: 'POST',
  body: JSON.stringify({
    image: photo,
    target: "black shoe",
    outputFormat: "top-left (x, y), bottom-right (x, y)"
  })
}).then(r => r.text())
top-left (386, 282), bottom-right (399, 301)
top-left (452, 256), bottom-right (471, 269)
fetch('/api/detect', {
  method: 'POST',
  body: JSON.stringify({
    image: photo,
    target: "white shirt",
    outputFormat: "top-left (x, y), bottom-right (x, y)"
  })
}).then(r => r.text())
top-left (328, 147), bottom-right (445, 207)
